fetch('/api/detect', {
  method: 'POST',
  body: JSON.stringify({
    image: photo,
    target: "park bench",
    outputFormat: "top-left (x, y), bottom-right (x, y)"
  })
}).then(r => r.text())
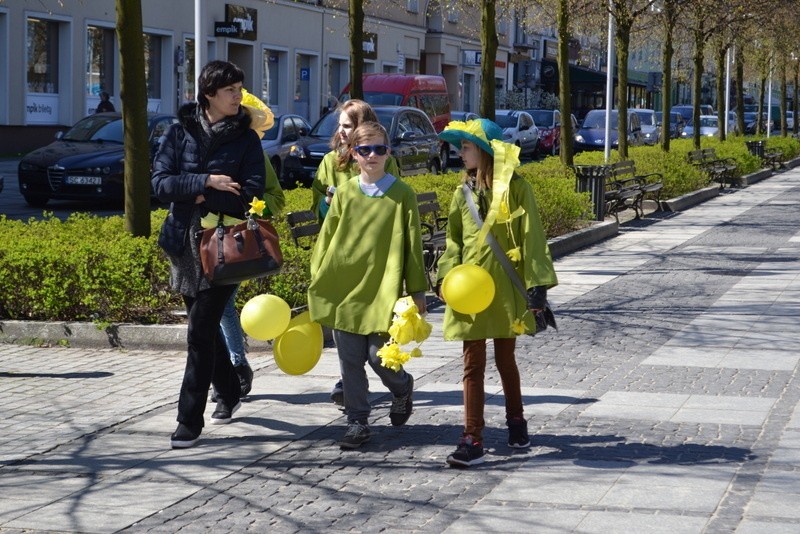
top-left (745, 140), bottom-right (784, 171)
top-left (416, 192), bottom-right (448, 291)
top-left (687, 148), bottom-right (738, 189)
top-left (286, 210), bottom-right (320, 250)
top-left (606, 160), bottom-right (664, 221)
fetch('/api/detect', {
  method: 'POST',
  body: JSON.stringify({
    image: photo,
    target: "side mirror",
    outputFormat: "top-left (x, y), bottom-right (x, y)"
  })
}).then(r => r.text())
top-left (55, 131), bottom-right (64, 140)
top-left (283, 133), bottom-right (298, 143)
top-left (399, 131), bottom-right (417, 141)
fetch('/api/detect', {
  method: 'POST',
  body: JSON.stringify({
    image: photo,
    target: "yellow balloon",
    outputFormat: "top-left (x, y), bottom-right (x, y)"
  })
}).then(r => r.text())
top-left (240, 294), bottom-right (291, 341)
top-left (441, 264), bottom-right (495, 314)
top-left (274, 322), bottom-right (324, 375)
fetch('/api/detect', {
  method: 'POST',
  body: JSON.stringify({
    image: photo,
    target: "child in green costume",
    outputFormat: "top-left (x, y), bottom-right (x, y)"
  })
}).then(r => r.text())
top-left (436, 118), bottom-right (558, 467)
top-left (308, 121), bottom-right (427, 449)
top-left (310, 99), bottom-right (400, 222)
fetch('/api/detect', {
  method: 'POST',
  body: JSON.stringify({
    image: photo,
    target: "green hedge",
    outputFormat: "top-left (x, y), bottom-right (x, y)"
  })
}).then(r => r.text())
top-left (1, 135), bottom-right (797, 324)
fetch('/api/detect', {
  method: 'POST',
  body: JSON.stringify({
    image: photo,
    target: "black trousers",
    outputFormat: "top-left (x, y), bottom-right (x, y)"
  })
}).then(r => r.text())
top-left (177, 284), bottom-right (241, 429)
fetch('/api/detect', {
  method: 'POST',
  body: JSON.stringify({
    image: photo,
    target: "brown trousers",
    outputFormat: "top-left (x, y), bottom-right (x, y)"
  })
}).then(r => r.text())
top-left (462, 338), bottom-right (523, 443)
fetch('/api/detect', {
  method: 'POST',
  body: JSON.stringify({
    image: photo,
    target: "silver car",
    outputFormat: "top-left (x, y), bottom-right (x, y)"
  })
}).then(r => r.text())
top-left (494, 110), bottom-right (539, 157)
top-left (636, 109), bottom-right (660, 145)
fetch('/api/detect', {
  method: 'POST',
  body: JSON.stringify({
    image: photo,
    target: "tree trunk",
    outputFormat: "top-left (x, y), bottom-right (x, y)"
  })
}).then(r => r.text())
top-left (691, 22), bottom-right (705, 149)
top-left (780, 58), bottom-right (787, 136)
top-left (715, 44), bottom-right (726, 141)
top-left (735, 48), bottom-right (745, 135)
top-left (479, 0), bottom-right (498, 120)
top-left (757, 75), bottom-right (766, 136)
top-left (615, 20), bottom-right (631, 159)
top-left (557, 0), bottom-right (573, 165)
top-left (794, 62), bottom-right (799, 135)
top-left (660, 6), bottom-right (675, 152)
top-left (348, 0), bottom-right (364, 100)
top-left (116, 0), bottom-right (150, 237)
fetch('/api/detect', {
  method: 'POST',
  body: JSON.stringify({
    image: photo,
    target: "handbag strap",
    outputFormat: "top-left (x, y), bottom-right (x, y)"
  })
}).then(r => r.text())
top-left (462, 183), bottom-right (527, 298)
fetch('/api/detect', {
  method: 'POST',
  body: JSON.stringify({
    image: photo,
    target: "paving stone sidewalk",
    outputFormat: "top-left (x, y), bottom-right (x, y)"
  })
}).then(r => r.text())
top-left (1, 169), bottom-right (800, 533)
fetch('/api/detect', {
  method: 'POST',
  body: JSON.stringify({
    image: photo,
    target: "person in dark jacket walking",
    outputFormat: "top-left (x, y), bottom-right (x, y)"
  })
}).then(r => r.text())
top-left (151, 60), bottom-right (266, 449)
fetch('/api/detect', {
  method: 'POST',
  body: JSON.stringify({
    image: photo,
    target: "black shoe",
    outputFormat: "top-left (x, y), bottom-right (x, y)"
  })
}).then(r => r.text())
top-left (507, 417), bottom-right (530, 448)
top-left (330, 380), bottom-right (344, 406)
top-left (210, 386), bottom-right (219, 403)
top-left (389, 375), bottom-right (414, 426)
top-left (210, 400), bottom-right (241, 425)
top-left (339, 422), bottom-right (371, 449)
top-left (235, 364), bottom-right (254, 397)
top-left (170, 423), bottom-right (201, 449)
top-left (446, 435), bottom-right (485, 467)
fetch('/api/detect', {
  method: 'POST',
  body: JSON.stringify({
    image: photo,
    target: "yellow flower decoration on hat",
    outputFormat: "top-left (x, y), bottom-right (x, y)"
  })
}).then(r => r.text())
top-left (241, 88), bottom-right (274, 139)
top-left (377, 296), bottom-right (432, 372)
top-left (443, 120), bottom-right (490, 145)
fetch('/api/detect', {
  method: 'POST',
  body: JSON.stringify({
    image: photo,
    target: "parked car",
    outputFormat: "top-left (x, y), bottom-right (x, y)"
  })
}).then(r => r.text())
top-left (17, 112), bottom-right (178, 207)
top-left (726, 111), bottom-right (740, 135)
top-left (281, 105), bottom-right (443, 185)
top-left (260, 113), bottom-right (312, 188)
top-left (0, 175), bottom-right (3, 194)
top-left (655, 111), bottom-right (686, 139)
top-left (787, 111), bottom-right (795, 130)
top-left (635, 109), bottom-right (660, 145)
top-left (445, 110), bottom-right (480, 167)
top-left (494, 110), bottom-right (539, 157)
top-left (525, 109), bottom-right (577, 157)
top-left (743, 112), bottom-right (774, 135)
top-left (681, 115), bottom-right (720, 138)
top-left (573, 109), bottom-right (643, 152)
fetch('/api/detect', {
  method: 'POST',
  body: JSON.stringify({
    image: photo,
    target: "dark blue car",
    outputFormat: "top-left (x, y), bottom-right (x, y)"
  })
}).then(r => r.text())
top-left (573, 109), bottom-right (643, 152)
top-left (17, 112), bottom-right (177, 207)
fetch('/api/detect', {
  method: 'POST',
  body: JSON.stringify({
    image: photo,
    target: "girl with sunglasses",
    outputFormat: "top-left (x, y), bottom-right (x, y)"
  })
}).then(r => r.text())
top-left (307, 121), bottom-right (427, 449)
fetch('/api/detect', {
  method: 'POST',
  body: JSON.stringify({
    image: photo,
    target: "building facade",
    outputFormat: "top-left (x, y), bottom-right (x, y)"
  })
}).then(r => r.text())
top-left (1, 0), bottom-right (545, 153)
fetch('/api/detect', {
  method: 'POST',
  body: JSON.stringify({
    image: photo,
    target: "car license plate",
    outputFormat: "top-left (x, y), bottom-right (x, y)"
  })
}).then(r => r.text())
top-left (65, 175), bottom-right (102, 185)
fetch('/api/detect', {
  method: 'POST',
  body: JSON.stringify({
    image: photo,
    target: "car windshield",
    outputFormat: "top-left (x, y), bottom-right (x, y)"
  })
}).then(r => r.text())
top-left (637, 112), bottom-right (655, 126)
top-left (700, 117), bottom-right (718, 128)
top-left (363, 92), bottom-right (404, 106)
top-left (61, 115), bottom-right (124, 143)
top-left (582, 112), bottom-right (618, 129)
top-left (529, 111), bottom-right (554, 127)
top-left (373, 109), bottom-right (399, 132)
top-left (262, 122), bottom-right (280, 141)
top-left (309, 111), bottom-right (341, 139)
top-left (494, 113), bottom-right (518, 128)
top-left (655, 112), bottom-right (663, 121)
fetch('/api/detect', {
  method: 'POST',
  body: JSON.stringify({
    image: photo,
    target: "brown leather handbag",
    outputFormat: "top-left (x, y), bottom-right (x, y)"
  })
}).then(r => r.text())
top-left (198, 217), bottom-right (282, 286)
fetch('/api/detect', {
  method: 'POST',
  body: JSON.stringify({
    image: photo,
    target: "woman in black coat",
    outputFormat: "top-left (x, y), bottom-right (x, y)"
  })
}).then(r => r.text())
top-left (152, 60), bottom-right (266, 449)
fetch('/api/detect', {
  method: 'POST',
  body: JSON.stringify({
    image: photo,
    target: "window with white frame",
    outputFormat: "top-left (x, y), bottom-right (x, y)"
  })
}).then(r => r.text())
top-left (86, 25), bottom-right (115, 97)
top-left (143, 33), bottom-right (162, 98)
top-left (27, 17), bottom-right (60, 93)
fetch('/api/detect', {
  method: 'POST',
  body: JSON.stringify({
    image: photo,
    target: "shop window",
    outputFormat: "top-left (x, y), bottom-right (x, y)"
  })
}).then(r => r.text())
top-left (184, 38), bottom-right (195, 102)
top-left (263, 49), bottom-right (282, 107)
top-left (143, 33), bottom-right (162, 99)
top-left (86, 25), bottom-right (115, 96)
top-left (27, 18), bottom-right (59, 93)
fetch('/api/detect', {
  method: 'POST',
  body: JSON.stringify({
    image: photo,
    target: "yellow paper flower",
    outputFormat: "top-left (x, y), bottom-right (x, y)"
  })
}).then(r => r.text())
top-left (442, 120), bottom-right (489, 145)
top-left (511, 318), bottom-right (526, 336)
top-left (507, 247), bottom-right (521, 263)
top-left (378, 296), bottom-right (432, 371)
top-left (248, 197), bottom-right (266, 216)
top-left (477, 139), bottom-right (521, 246)
top-left (241, 88), bottom-right (274, 139)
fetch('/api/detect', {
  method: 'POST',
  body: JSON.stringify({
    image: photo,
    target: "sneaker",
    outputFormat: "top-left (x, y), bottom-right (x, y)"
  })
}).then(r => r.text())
top-left (210, 400), bottom-right (241, 425)
top-left (339, 422), bottom-right (371, 449)
top-left (170, 423), bottom-right (201, 449)
top-left (446, 435), bottom-right (485, 467)
top-left (389, 375), bottom-right (414, 426)
top-left (330, 380), bottom-right (344, 406)
top-left (235, 364), bottom-right (254, 397)
top-left (507, 417), bottom-right (530, 448)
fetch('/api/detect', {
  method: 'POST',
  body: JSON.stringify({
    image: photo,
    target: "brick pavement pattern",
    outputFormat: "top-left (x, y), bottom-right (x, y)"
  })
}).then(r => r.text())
top-left (1, 169), bottom-right (799, 533)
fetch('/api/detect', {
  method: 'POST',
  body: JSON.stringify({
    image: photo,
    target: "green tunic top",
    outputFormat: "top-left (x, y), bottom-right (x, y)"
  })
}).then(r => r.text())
top-left (308, 176), bottom-right (427, 335)
top-left (310, 150), bottom-right (401, 219)
top-left (436, 174), bottom-right (558, 340)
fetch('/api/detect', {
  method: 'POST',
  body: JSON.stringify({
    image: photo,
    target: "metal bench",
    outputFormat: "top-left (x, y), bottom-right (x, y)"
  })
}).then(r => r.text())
top-left (606, 160), bottom-right (664, 220)
top-left (687, 148), bottom-right (738, 189)
top-left (416, 192), bottom-right (448, 291)
top-left (285, 210), bottom-right (320, 250)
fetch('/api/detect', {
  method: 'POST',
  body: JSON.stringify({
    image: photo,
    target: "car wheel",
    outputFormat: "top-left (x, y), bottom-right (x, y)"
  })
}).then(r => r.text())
top-left (428, 159), bottom-right (441, 175)
top-left (23, 194), bottom-right (49, 208)
top-left (551, 141), bottom-right (558, 157)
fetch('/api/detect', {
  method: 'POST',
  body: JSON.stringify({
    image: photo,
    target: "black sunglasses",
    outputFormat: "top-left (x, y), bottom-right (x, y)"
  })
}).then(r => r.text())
top-left (353, 144), bottom-right (389, 157)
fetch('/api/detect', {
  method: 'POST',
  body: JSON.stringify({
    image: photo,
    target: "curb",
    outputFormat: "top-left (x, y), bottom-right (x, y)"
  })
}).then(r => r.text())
top-left (661, 185), bottom-right (720, 212)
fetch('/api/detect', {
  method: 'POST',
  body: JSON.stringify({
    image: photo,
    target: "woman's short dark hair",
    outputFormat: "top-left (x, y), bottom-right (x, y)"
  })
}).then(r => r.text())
top-left (197, 60), bottom-right (245, 109)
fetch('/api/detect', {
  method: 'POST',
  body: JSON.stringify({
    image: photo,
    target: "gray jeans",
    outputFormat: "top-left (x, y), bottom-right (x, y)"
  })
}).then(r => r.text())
top-left (333, 329), bottom-right (413, 424)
